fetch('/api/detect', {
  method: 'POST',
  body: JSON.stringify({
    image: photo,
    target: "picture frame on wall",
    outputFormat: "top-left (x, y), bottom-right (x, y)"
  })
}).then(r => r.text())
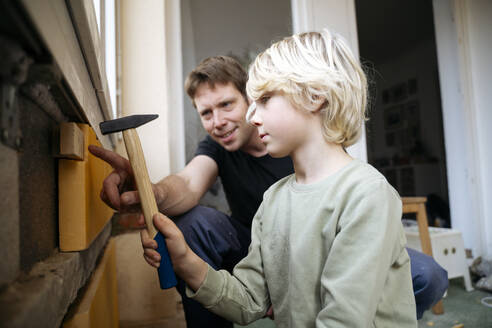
top-left (385, 132), bottom-right (395, 147)
top-left (382, 89), bottom-right (390, 104)
top-left (384, 105), bottom-right (403, 130)
top-left (404, 100), bottom-right (420, 122)
top-left (391, 82), bottom-right (408, 102)
top-left (408, 78), bottom-right (418, 95)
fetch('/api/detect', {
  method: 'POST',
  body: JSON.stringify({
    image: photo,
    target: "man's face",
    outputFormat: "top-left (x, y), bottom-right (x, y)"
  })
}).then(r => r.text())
top-left (194, 82), bottom-right (256, 152)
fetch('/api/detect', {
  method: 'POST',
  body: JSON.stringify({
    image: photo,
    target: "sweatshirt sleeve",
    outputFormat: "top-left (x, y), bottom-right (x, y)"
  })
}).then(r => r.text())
top-left (186, 203), bottom-right (270, 325)
top-left (316, 178), bottom-right (407, 327)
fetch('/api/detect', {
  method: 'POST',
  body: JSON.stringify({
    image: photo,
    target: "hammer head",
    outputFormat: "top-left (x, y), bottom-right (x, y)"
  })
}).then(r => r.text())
top-left (100, 114), bottom-right (158, 135)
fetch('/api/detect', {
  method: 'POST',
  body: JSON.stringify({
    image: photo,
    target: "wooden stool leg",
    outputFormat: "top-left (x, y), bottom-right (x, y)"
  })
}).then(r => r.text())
top-left (416, 203), bottom-right (433, 256)
top-left (417, 203), bottom-right (445, 315)
top-left (432, 300), bottom-right (444, 315)
top-left (403, 199), bottom-right (446, 316)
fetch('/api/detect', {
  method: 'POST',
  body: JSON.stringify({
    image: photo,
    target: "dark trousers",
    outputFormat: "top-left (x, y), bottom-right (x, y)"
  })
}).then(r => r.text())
top-left (407, 247), bottom-right (448, 319)
top-left (174, 206), bottom-right (448, 326)
top-left (174, 206), bottom-right (251, 328)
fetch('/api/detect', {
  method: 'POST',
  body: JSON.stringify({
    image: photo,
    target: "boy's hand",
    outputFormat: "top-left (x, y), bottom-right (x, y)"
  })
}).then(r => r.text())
top-left (140, 218), bottom-right (160, 267)
top-left (265, 306), bottom-right (274, 320)
top-left (141, 213), bottom-right (208, 291)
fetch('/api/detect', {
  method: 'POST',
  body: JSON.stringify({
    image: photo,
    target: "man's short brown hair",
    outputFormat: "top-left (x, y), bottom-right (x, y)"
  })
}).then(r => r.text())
top-left (185, 56), bottom-right (248, 107)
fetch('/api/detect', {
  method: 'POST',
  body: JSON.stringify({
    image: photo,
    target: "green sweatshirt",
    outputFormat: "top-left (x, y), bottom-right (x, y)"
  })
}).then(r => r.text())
top-left (187, 159), bottom-right (417, 327)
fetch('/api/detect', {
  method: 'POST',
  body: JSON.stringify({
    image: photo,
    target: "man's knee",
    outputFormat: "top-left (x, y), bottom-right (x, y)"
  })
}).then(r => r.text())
top-left (408, 248), bottom-right (448, 293)
top-left (407, 248), bottom-right (448, 318)
top-left (174, 206), bottom-right (206, 231)
top-left (173, 206), bottom-right (234, 265)
top-left (174, 205), bottom-right (226, 238)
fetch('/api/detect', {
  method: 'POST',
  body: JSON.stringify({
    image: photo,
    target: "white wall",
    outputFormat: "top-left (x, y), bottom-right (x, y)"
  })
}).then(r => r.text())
top-left (187, 0), bottom-right (292, 65)
top-left (466, 0), bottom-right (492, 260)
top-left (164, 0), bottom-right (185, 173)
top-left (181, 0), bottom-right (204, 163)
top-left (291, 0), bottom-right (367, 162)
top-left (117, 2), bottom-right (181, 324)
top-left (433, 0), bottom-right (492, 259)
top-left (120, 0), bottom-right (170, 182)
top-left (182, 0), bottom-right (292, 159)
top-left (181, 0), bottom-right (292, 212)
top-left (103, 0), bottom-right (116, 119)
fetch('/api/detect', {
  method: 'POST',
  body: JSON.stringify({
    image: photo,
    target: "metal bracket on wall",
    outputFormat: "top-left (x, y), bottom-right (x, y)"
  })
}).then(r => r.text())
top-left (0, 83), bottom-right (21, 150)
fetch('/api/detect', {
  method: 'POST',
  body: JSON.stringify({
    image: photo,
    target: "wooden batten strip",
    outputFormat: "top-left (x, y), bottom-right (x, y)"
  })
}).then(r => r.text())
top-left (59, 123), bottom-right (114, 251)
top-left (63, 239), bottom-right (119, 328)
top-left (59, 122), bottom-right (85, 160)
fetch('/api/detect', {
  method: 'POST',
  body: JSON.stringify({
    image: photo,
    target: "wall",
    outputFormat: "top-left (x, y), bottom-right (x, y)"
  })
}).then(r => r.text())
top-left (366, 39), bottom-right (448, 201)
top-left (0, 1), bottom-right (115, 325)
top-left (433, 0), bottom-right (492, 259)
top-left (291, 0), bottom-right (367, 161)
top-left (465, 0), bottom-right (492, 260)
top-left (369, 41), bottom-right (440, 159)
top-left (117, 1), bottom-right (183, 325)
top-left (181, 0), bottom-right (292, 212)
top-left (120, 0), bottom-right (170, 182)
top-left (187, 0), bottom-right (292, 65)
top-left (165, 0), bottom-right (186, 174)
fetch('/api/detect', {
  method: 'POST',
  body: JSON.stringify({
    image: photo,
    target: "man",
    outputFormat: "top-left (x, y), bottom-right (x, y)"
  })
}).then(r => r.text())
top-left (90, 56), bottom-right (447, 327)
top-left (90, 56), bottom-right (293, 327)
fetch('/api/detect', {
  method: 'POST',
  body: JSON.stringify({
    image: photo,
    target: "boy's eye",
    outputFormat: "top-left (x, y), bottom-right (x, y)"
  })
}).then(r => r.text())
top-left (259, 95), bottom-right (270, 104)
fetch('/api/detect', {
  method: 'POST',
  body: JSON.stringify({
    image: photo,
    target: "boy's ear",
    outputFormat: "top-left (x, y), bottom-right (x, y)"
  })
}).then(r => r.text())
top-left (313, 96), bottom-right (328, 113)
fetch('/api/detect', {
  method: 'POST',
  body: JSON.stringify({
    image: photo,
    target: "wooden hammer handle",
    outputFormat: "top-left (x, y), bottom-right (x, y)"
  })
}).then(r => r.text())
top-left (122, 128), bottom-right (177, 289)
top-left (122, 128), bottom-right (158, 237)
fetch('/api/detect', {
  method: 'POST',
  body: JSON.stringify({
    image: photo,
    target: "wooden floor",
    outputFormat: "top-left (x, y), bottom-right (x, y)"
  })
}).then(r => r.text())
top-left (120, 301), bottom-right (186, 328)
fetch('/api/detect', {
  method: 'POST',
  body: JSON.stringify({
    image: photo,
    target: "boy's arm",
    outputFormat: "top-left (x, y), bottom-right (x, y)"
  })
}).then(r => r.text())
top-left (185, 205), bottom-right (270, 325)
top-left (316, 179), bottom-right (416, 327)
top-left (148, 212), bottom-right (208, 289)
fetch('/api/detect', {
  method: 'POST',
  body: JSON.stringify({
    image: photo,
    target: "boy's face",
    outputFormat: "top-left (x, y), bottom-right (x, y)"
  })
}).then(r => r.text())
top-left (250, 93), bottom-right (315, 158)
top-left (194, 82), bottom-right (257, 152)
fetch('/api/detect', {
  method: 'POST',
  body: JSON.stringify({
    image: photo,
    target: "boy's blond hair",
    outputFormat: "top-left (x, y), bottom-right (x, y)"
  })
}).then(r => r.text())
top-left (246, 29), bottom-right (367, 147)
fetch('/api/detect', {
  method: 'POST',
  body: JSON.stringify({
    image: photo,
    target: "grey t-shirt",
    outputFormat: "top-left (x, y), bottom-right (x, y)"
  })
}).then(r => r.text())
top-left (188, 159), bottom-right (417, 328)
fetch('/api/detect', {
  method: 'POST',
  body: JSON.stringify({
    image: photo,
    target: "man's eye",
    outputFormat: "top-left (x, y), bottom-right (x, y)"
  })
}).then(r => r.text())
top-left (201, 110), bottom-right (212, 118)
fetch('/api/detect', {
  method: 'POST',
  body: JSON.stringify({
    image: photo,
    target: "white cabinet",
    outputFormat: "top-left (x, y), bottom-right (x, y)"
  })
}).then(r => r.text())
top-left (405, 225), bottom-right (473, 291)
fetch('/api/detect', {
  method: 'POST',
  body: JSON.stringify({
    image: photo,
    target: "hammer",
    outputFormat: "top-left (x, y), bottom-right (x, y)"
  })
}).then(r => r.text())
top-left (100, 114), bottom-right (177, 289)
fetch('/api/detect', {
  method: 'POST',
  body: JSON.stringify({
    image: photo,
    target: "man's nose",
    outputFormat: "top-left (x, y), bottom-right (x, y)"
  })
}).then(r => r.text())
top-left (213, 110), bottom-right (226, 128)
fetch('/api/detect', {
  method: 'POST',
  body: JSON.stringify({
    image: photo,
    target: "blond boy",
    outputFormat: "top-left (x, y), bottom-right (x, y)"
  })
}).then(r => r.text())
top-left (146, 29), bottom-right (417, 327)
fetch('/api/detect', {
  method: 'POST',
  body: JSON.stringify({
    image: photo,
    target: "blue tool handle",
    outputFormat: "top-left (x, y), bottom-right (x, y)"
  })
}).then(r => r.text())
top-left (154, 231), bottom-right (178, 289)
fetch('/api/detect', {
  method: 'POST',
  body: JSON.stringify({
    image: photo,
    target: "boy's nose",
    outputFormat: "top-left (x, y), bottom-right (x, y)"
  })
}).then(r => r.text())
top-left (250, 111), bottom-right (262, 126)
top-left (247, 103), bottom-right (262, 126)
top-left (251, 118), bottom-right (262, 126)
